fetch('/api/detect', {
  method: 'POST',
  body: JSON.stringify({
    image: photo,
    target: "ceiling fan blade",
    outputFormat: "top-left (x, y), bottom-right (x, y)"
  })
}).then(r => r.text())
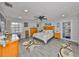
top-left (4, 2), bottom-right (13, 8)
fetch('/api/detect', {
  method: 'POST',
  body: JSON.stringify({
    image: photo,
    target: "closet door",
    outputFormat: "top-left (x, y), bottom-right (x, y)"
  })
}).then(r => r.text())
top-left (61, 20), bottom-right (72, 40)
top-left (63, 22), bottom-right (71, 39)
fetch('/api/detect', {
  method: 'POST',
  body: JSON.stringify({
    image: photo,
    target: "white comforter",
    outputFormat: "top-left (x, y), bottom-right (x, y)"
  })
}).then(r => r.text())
top-left (33, 30), bottom-right (54, 43)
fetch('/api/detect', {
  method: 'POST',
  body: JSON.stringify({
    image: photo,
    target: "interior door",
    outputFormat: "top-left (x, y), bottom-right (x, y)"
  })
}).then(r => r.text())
top-left (62, 21), bottom-right (71, 40)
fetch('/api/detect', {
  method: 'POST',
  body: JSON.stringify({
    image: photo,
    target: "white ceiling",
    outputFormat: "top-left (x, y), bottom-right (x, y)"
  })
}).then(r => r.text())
top-left (0, 2), bottom-right (79, 20)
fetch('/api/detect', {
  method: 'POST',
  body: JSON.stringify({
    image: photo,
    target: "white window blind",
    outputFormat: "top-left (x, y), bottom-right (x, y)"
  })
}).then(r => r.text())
top-left (11, 22), bottom-right (23, 33)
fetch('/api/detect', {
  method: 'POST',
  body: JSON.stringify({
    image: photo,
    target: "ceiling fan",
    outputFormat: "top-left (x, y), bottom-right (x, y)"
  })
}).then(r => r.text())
top-left (34, 16), bottom-right (47, 21)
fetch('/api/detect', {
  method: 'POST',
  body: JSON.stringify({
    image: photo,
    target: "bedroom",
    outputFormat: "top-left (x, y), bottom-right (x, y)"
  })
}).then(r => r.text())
top-left (0, 2), bottom-right (79, 57)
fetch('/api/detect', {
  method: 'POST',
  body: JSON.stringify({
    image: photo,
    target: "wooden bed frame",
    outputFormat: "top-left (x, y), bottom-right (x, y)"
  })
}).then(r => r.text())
top-left (43, 25), bottom-right (55, 30)
top-left (32, 25), bottom-right (55, 44)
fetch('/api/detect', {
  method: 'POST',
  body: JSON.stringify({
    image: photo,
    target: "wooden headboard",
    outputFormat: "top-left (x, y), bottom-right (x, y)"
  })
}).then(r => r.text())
top-left (43, 25), bottom-right (55, 30)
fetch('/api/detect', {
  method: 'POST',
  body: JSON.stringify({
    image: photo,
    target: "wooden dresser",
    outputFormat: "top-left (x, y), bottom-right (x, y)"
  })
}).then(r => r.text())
top-left (0, 40), bottom-right (19, 57)
top-left (30, 27), bottom-right (38, 37)
top-left (0, 45), bottom-right (2, 57)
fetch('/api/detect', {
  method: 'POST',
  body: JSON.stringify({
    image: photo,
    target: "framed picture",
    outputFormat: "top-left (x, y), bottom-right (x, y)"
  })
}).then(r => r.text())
top-left (24, 22), bottom-right (28, 27)
top-left (37, 24), bottom-right (39, 27)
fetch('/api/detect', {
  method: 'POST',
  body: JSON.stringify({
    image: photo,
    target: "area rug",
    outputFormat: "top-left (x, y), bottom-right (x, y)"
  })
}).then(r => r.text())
top-left (58, 41), bottom-right (74, 57)
top-left (22, 39), bottom-right (43, 53)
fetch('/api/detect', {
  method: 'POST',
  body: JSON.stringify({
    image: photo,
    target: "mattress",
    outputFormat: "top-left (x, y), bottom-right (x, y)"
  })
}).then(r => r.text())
top-left (33, 30), bottom-right (54, 43)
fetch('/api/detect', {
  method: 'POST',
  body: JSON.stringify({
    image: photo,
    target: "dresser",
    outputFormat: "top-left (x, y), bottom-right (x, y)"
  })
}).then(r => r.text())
top-left (0, 40), bottom-right (19, 57)
top-left (0, 45), bottom-right (2, 56)
top-left (30, 27), bottom-right (38, 37)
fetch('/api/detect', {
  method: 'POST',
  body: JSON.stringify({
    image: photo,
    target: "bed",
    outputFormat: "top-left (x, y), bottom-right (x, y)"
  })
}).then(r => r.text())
top-left (32, 25), bottom-right (55, 44)
top-left (33, 30), bottom-right (54, 44)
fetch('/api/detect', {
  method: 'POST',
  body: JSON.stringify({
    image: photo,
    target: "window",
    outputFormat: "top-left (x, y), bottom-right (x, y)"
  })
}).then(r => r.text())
top-left (0, 13), bottom-right (6, 32)
top-left (11, 22), bottom-right (23, 33)
top-left (1, 21), bottom-right (5, 32)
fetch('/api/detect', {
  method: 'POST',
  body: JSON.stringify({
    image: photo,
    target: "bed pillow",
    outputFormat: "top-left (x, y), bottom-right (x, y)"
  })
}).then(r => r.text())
top-left (46, 30), bottom-right (54, 34)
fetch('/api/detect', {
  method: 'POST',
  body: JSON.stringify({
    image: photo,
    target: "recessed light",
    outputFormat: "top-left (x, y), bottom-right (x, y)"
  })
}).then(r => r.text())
top-left (24, 10), bottom-right (28, 12)
top-left (62, 14), bottom-right (65, 17)
top-left (18, 16), bottom-right (22, 19)
top-left (12, 22), bottom-right (17, 24)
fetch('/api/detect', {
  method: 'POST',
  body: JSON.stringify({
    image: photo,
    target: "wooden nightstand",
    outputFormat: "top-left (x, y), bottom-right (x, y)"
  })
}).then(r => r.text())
top-left (54, 32), bottom-right (61, 40)
top-left (30, 27), bottom-right (38, 37)
top-left (0, 45), bottom-right (2, 56)
top-left (25, 30), bottom-right (29, 38)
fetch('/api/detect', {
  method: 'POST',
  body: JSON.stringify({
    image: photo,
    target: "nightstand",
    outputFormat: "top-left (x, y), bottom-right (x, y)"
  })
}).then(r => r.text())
top-left (54, 32), bottom-right (61, 40)
top-left (0, 45), bottom-right (2, 56)
top-left (25, 30), bottom-right (29, 38)
top-left (30, 27), bottom-right (38, 37)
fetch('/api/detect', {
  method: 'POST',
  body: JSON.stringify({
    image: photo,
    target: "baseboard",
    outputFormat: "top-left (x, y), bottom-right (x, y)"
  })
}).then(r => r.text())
top-left (69, 41), bottom-right (79, 45)
top-left (61, 39), bottom-right (79, 45)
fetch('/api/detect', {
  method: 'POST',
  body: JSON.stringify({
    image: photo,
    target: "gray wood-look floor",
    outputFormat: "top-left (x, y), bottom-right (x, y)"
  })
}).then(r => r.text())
top-left (19, 38), bottom-right (79, 57)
